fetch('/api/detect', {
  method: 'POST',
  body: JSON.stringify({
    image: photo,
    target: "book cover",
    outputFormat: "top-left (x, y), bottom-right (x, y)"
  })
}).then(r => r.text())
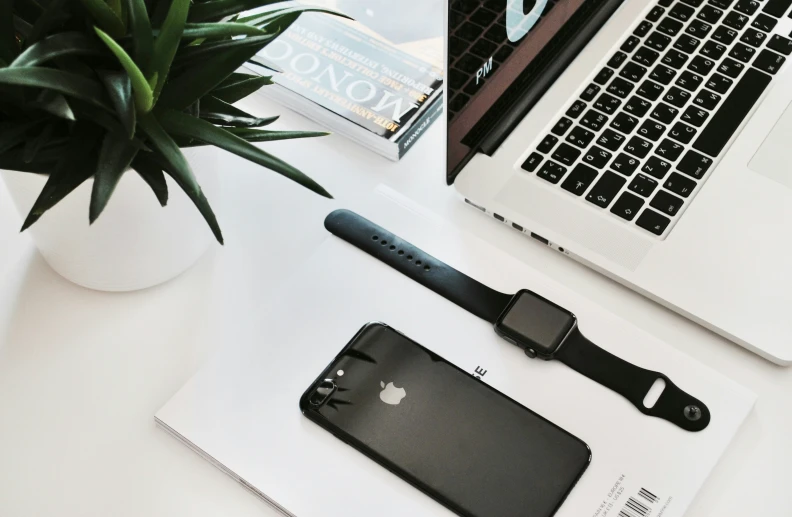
top-left (246, 1), bottom-right (444, 160)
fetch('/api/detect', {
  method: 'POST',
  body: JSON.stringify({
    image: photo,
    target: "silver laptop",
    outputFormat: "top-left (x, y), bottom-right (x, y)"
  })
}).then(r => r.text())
top-left (447, 0), bottom-right (792, 363)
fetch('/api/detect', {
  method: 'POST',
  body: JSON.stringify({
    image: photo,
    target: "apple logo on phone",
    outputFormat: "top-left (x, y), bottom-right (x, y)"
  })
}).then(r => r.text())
top-left (380, 381), bottom-right (406, 405)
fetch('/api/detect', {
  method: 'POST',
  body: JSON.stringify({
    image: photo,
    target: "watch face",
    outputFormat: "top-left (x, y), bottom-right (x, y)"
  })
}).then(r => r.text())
top-left (496, 290), bottom-right (576, 357)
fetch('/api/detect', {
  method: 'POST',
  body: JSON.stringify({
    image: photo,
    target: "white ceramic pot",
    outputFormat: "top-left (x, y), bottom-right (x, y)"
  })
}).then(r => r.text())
top-left (0, 146), bottom-right (221, 291)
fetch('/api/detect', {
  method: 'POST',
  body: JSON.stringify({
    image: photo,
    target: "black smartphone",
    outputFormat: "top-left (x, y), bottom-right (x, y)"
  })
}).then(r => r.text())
top-left (300, 323), bottom-right (591, 517)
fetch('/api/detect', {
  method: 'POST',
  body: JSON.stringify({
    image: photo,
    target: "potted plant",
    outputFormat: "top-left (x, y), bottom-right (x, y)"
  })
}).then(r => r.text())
top-left (0, 0), bottom-right (341, 291)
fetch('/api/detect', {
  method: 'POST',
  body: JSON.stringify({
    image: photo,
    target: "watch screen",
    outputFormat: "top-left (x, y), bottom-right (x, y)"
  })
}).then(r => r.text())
top-left (498, 291), bottom-right (575, 355)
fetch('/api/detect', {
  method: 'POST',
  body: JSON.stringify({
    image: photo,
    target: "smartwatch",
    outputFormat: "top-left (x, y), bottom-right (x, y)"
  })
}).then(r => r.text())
top-left (325, 209), bottom-right (710, 432)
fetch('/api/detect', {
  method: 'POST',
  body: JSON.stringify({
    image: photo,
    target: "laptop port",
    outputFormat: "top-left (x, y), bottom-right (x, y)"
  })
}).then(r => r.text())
top-left (512, 222), bottom-right (524, 232)
top-left (494, 213), bottom-right (505, 222)
top-left (530, 232), bottom-right (549, 245)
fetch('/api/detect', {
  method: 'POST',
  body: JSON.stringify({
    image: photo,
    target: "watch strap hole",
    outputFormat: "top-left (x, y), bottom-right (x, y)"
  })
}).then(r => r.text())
top-left (642, 378), bottom-right (666, 409)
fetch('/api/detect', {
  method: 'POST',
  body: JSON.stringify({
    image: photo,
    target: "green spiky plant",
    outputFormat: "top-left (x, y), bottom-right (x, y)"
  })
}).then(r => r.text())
top-left (0, 0), bottom-right (344, 244)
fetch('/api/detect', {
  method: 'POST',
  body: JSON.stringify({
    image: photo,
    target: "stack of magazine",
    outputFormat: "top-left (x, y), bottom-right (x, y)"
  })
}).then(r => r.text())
top-left (245, 0), bottom-right (444, 161)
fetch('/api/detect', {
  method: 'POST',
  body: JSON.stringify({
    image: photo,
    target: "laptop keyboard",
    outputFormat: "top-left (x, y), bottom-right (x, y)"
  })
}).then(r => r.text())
top-left (448, 0), bottom-right (559, 120)
top-left (519, 0), bottom-right (792, 238)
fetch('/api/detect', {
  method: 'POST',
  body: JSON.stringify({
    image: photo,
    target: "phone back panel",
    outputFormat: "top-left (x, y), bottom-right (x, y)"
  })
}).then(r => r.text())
top-left (300, 323), bottom-right (590, 517)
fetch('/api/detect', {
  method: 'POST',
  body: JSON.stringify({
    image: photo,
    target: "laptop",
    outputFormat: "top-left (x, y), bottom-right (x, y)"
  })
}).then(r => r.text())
top-left (447, 0), bottom-right (792, 364)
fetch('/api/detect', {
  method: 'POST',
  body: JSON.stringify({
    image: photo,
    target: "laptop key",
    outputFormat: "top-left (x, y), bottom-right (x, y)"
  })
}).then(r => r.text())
top-left (701, 40), bottom-right (727, 60)
top-left (678, 150), bottom-right (714, 179)
top-left (689, 56), bottom-right (716, 76)
top-left (651, 103), bottom-right (679, 124)
top-left (674, 34), bottom-right (701, 53)
top-left (628, 174), bottom-right (660, 197)
top-left (537, 134), bottom-right (559, 153)
top-left (594, 67), bottom-right (615, 85)
top-left (581, 109), bottom-right (609, 131)
top-left (669, 3), bottom-right (695, 21)
top-left (712, 25), bottom-right (738, 44)
top-left (740, 28), bottom-right (768, 49)
top-left (610, 192), bottom-right (645, 221)
top-left (669, 122), bottom-right (697, 144)
top-left (594, 93), bottom-right (622, 114)
top-left (636, 209), bottom-right (671, 235)
top-left (676, 70), bottom-right (704, 92)
top-left (752, 13), bottom-right (778, 32)
top-left (730, 42), bottom-right (757, 63)
top-left (767, 35), bottom-right (792, 56)
top-left (658, 17), bottom-right (684, 36)
top-left (693, 68), bottom-right (771, 157)
top-left (521, 152), bottom-right (543, 173)
top-left (580, 83), bottom-right (601, 101)
top-left (693, 90), bottom-right (721, 110)
top-left (566, 126), bottom-right (596, 148)
top-left (661, 49), bottom-right (689, 69)
top-left (620, 61), bottom-right (648, 82)
top-left (596, 129), bottom-right (627, 152)
top-left (566, 100), bottom-right (587, 119)
top-left (698, 4), bottom-right (724, 22)
top-left (705, 73), bottom-right (733, 94)
top-left (537, 161), bottom-right (567, 184)
top-left (552, 143), bottom-right (582, 166)
top-left (717, 57), bottom-right (745, 78)
top-left (624, 96), bottom-right (653, 116)
top-left (724, 11), bottom-right (749, 30)
top-left (582, 146), bottom-right (613, 169)
top-left (647, 6), bottom-right (666, 22)
top-left (650, 64), bottom-right (677, 84)
top-left (608, 51), bottom-right (629, 69)
top-left (624, 136), bottom-right (653, 158)
top-left (762, 0), bottom-right (792, 17)
top-left (664, 172), bottom-right (697, 197)
top-left (753, 49), bottom-right (786, 74)
top-left (551, 117), bottom-right (574, 136)
top-left (611, 112), bottom-right (640, 134)
top-left (634, 46), bottom-right (661, 67)
top-left (681, 106), bottom-right (710, 127)
top-left (734, 0), bottom-right (760, 16)
top-left (709, 0), bottom-right (732, 9)
top-left (561, 163), bottom-right (599, 196)
top-left (686, 19), bottom-right (712, 39)
top-left (651, 190), bottom-right (684, 216)
top-left (634, 21), bottom-right (654, 38)
top-left (656, 138), bottom-right (685, 161)
top-left (642, 156), bottom-right (673, 179)
top-left (607, 77), bottom-right (635, 98)
top-left (637, 80), bottom-right (665, 100)
top-left (664, 86), bottom-right (691, 108)
top-left (586, 171), bottom-right (626, 208)
top-left (612, 153), bottom-right (640, 176)
top-left (647, 31), bottom-right (673, 51)
top-left (621, 35), bottom-right (641, 53)
top-left (638, 120), bottom-right (666, 141)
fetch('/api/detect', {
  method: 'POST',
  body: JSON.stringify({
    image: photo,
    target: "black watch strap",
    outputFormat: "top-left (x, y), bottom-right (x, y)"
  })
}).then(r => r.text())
top-left (557, 328), bottom-right (710, 431)
top-left (325, 208), bottom-right (512, 322)
top-left (325, 209), bottom-right (710, 431)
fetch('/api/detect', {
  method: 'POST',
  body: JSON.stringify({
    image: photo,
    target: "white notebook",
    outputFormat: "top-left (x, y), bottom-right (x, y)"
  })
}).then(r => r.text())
top-left (157, 187), bottom-right (755, 517)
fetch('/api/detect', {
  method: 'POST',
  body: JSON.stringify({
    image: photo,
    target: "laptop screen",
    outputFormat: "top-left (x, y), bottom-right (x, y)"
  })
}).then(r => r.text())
top-left (447, 0), bottom-right (607, 182)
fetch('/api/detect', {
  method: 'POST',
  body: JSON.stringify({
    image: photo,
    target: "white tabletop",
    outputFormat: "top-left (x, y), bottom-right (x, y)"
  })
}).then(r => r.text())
top-left (0, 91), bottom-right (789, 516)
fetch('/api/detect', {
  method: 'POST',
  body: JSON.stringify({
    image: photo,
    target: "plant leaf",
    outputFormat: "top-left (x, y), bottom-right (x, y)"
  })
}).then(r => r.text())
top-left (11, 32), bottom-right (106, 68)
top-left (159, 109), bottom-right (331, 199)
top-left (199, 96), bottom-right (277, 127)
top-left (131, 153), bottom-right (168, 206)
top-left (149, 0), bottom-right (189, 101)
top-left (0, 67), bottom-right (112, 110)
top-left (100, 71), bottom-right (136, 138)
top-left (94, 27), bottom-right (154, 113)
top-left (78, 0), bottom-right (126, 38)
top-left (181, 22), bottom-right (267, 40)
top-left (159, 36), bottom-right (272, 111)
top-left (227, 128), bottom-right (328, 143)
top-left (30, 90), bottom-right (76, 120)
top-left (27, 0), bottom-right (69, 44)
top-left (188, 0), bottom-right (281, 23)
top-left (0, 120), bottom-right (41, 154)
top-left (138, 111), bottom-right (223, 243)
top-left (0, 0), bottom-right (18, 64)
top-left (21, 123), bottom-right (102, 231)
top-left (211, 74), bottom-right (271, 104)
top-left (238, 6), bottom-right (352, 28)
top-left (170, 33), bottom-right (275, 70)
top-left (23, 122), bottom-right (55, 163)
top-left (125, 0), bottom-right (154, 73)
top-left (90, 130), bottom-right (140, 223)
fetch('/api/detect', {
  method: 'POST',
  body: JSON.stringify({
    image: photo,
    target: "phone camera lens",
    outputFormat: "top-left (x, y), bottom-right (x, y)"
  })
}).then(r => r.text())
top-left (309, 379), bottom-right (337, 407)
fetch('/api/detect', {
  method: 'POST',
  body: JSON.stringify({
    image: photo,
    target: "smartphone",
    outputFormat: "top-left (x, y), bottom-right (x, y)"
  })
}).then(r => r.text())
top-left (300, 323), bottom-right (590, 517)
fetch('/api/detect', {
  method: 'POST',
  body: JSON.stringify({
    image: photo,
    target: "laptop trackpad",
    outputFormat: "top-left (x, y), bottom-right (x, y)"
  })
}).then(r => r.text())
top-left (748, 101), bottom-right (792, 189)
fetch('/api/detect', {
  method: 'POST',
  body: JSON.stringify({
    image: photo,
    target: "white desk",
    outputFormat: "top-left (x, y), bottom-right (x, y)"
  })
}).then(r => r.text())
top-left (0, 92), bottom-right (789, 516)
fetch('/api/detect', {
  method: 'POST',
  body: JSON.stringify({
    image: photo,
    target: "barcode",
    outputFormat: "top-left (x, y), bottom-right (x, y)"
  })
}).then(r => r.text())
top-left (618, 487), bottom-right (658, 517)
